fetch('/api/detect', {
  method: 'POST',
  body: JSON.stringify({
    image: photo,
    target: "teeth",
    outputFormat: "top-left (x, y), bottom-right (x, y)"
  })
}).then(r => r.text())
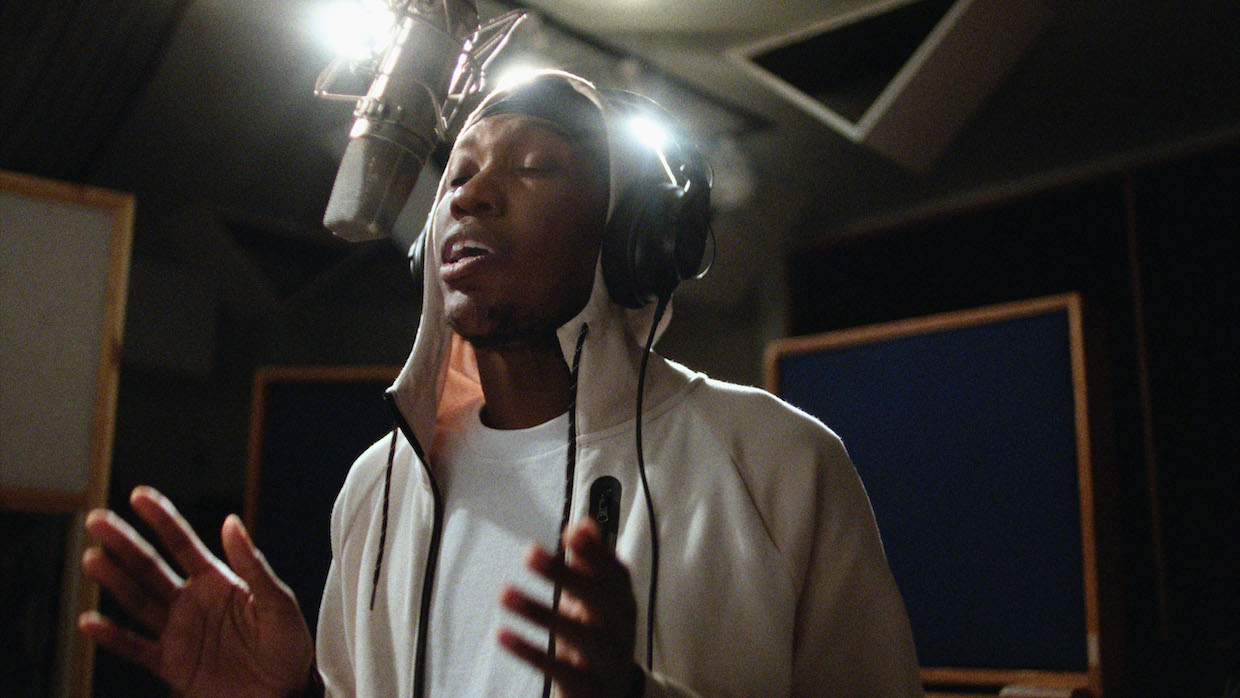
top-left (445, 239), bottom-right (494, 263)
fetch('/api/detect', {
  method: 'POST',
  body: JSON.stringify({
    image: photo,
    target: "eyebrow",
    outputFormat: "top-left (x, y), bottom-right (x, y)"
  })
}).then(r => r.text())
top-left (446, 117), bottom-right (608, 185)
top-left (451, 122), bottom-right (574, 165)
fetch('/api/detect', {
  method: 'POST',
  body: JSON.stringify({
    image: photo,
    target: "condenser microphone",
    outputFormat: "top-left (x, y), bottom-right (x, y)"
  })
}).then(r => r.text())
top-left (317, 1), bottom-right (524, 242)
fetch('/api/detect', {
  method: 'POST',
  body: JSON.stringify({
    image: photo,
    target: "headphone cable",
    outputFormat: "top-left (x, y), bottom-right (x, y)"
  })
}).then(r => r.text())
top-left (635, 294), bottom-right (669, 671)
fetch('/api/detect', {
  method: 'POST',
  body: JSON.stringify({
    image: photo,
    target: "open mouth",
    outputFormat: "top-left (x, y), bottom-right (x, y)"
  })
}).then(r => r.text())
top-left (442, 240), bottom-right (495, 265)
top-left (440, 234), bottom-right (500, 283)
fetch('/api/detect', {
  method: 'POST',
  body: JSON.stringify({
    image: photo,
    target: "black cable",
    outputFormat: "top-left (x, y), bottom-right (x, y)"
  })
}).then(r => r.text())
top-left (635, 295), bottom-right (670, 670)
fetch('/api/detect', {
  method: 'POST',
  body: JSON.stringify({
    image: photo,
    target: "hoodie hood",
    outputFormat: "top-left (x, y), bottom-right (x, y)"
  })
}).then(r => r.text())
top-left (388, 71), bottom-right (680, 463)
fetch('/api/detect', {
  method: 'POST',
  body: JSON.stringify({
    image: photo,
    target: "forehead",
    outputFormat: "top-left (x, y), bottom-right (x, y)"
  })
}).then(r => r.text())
top-left (448, 113), bottom-right (607, 169)
top-left (452, 114), bottom-right (573, 158)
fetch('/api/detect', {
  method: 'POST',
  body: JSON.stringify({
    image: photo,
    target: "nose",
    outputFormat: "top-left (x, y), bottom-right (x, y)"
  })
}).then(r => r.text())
top-left (449, 168), bottom-right (502, 220)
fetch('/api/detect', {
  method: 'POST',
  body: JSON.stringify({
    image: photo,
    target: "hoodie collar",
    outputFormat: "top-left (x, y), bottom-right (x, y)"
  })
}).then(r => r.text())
top-left (389, 72), bottom-right (683, 467)
top-left (389, 239), bottom-right (674, 474)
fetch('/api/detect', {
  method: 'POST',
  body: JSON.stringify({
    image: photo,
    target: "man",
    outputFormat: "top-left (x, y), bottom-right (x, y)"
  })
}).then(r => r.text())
top-left (80, 71), bottom-right (922, 696)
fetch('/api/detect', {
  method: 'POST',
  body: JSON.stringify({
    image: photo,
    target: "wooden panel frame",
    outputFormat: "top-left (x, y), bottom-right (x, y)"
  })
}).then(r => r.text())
top-left (765, 293), bottom-right (1111, 696)
top-left (0, 170), bottom-right (133, 697)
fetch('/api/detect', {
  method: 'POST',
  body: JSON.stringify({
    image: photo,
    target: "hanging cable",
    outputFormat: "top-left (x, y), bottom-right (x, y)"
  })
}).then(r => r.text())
top-left (635, 295), bottom-right (670, 670)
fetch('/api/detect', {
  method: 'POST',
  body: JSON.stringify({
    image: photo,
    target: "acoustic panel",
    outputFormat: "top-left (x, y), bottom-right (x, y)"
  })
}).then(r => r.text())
top-left (245, 366), bottom-right (400, 632)
top-left (0, 170), bottom-right (133, 697)
top-left (766, 294), bottom-right (1104, 694)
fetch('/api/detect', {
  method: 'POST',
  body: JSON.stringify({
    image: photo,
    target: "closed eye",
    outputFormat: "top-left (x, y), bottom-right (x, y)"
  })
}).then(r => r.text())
top-left (516, 165), bottom-right (557, 176)
top-left (445, 157), bottom-right (478, 188)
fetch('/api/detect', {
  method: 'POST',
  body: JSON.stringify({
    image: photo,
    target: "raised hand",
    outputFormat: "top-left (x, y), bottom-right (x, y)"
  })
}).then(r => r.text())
top-left (498, 520), bottom-right (643, 698)
top-left (79, 486), bottom-right (316, 697)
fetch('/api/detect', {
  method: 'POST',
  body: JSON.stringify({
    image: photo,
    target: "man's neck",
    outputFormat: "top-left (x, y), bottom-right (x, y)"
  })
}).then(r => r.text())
top-left (472, 335), bottom-right (572, 430)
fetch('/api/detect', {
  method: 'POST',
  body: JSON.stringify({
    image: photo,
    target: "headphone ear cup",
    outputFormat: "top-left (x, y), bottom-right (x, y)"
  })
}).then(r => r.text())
top-left (408, 219), bottom-right (429, 282)
top-left (602, 180), bottom-right (707, 308)
top-left (671, 175), bottom-right (710, 281)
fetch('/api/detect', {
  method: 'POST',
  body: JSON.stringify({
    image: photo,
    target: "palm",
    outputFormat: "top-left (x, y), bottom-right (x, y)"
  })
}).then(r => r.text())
top-left (79, 487), bottom-right (315, 697)
top-left (159, 572), bottom-right (311, 696)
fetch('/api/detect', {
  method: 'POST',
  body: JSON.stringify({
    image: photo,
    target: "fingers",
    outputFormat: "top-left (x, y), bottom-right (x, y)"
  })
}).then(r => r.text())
top-left (129, 486), bottom-right (219, 578)
top-left (499, 585), bottom-right (637, 698)
top-left (83, 507), bottom-right (182, 603)
top-left (499, 586), bottom-right (594, 650)
top-left (526, 523), bottom-right (636, 620)
top-left (81, 546), bottom-right (169, 633)
top-left (497, 626), bottom-right (587, 690)
top-left (78, 609), bottom-right (162, 676)
top-left (562, 519), bottom-right (612, 571)
top-left (561, 520), bottom-right (630, 587)
top-left (220, 514), bottom-right (298, 608)
top-left (500, 520), bottom-right (639, 696)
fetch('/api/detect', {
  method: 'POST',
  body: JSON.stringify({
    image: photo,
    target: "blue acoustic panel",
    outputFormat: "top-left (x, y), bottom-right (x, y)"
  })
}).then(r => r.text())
top-left (777, 305), bottom-right (1088, 671)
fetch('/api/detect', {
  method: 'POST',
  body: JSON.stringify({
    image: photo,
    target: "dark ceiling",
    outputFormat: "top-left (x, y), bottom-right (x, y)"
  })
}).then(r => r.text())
top-left (1, 0), bottom-right (190, 182)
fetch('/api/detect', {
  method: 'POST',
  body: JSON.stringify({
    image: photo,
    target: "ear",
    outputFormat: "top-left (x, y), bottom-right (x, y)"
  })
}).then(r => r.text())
top-left (602, 179), bottom-right (680, 308)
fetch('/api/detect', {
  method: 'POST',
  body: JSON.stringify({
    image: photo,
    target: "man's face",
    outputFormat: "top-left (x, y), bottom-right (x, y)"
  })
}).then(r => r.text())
top-left (433, 112), bottom-right (608, 348)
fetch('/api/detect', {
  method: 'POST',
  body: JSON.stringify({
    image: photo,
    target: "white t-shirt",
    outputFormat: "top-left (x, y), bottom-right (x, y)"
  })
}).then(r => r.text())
top-left (427, 398), bottom-right (568, 695)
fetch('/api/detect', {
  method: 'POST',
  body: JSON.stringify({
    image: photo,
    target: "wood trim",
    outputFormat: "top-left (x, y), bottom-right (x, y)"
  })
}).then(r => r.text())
top-left (1065, 295), bottom-right (1104, 698)
top-left (75, 174), bottom-right (134, 698)
top-left (0, 488), bottom-right (89, 514)
top-left (0, 169), bottom-right (134, 698)
top-left (0, 169), bottom-right (132, 212)
top-left (927, 693), bottom-right (1089, 698)
top-left (253, 364), bottom-right (404, 385)
top-left (922, 666), bottom-right (1092, 688)
top-left (1121, 171), bottom-right (1169, 641)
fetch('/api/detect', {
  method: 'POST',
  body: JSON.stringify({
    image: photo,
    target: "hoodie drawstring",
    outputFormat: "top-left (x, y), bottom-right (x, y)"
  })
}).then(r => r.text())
top-left (542, 321), bottom-right (590, 698)
top-left (373, 393), bottom-right (441, 698)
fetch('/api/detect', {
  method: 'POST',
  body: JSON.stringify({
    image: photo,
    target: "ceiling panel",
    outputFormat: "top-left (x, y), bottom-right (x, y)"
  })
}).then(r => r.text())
top-left (0, 0), bottom-right (192, 182)
top-left (515, 0), bottom-right (872, 36)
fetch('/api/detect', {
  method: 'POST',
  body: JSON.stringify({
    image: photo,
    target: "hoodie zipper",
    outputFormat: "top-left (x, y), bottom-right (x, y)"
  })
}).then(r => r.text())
top-left (381, 391), bottom-right (444, 698)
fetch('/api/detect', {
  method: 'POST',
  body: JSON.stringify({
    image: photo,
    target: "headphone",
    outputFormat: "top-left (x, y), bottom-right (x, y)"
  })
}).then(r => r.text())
top-left (595, 89), bottom-right (711, 308)
top-left (408, 86), bottom-right (711, 309)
